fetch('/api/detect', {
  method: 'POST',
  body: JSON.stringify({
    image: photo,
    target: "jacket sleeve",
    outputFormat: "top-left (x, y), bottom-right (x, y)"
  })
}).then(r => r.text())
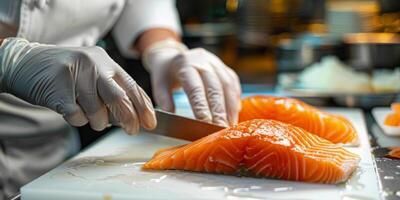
top-left (112, 0), bottom-right (182, 58)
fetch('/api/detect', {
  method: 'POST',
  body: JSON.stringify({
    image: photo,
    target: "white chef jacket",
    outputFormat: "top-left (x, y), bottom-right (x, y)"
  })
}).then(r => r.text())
top-left (0, 0), bottom-right (181, 138)
top-left (0, 1), bottom-right (181, 197)
top-left (1, 0), bottom-right (181, 57)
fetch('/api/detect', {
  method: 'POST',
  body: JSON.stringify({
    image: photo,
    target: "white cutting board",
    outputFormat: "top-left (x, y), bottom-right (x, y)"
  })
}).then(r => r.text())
top-left (21, 108), bottom-right (380, 200)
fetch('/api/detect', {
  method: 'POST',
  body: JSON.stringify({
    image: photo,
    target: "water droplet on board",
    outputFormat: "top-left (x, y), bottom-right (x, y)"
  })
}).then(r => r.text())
top-left (150, 175), bottom-right (168, 183)
top-left (273, 187), bottom-right (293, 192)
top-left (250, 186), bottom-right (262, 190)
top-left (395, 172), bottom-right (400, 175)
top-left (64, 147), bottom-right (151, 171)
top-left (341, 194), bottom-right (375, 200)
top-left (384, 176), bottom-right (394, 180)
top-left (57, 146), bottom-right (156, 185)
top-left (100, 174), bottom-right (137, 185)
top-left (201, 186), bottom-right (229, 192)
top-left (98, 172), bottom-right (168, 186)
top-left (233, 188), bottom-right (250, 193)
top-left (343, 168), bottom-right (365, 191)
top-left (397, 165), bottom-right (400, 169)
top-left (51, 171), bottom-right (88, 180)
top-left (396, 191), bottom-right (400, 197)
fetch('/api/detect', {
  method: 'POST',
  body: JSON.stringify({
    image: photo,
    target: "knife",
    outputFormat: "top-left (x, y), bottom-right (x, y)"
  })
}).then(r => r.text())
top-left (146, 109), bottom-right (227, 141)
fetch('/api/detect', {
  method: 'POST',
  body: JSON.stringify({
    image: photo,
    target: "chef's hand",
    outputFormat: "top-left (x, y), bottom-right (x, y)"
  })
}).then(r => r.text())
top-left (143, 39), bottom-right (241, 126)
top-left (0, 37), bottom-right (156, 134)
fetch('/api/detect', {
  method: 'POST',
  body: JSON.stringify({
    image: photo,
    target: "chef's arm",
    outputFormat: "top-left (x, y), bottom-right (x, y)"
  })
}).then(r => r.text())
top-left (134, 28), bottom-right (179, 54)
top-left (133, 29), bottom-right (242, 126)
top-left (112, 0), bottom-right (241, 125)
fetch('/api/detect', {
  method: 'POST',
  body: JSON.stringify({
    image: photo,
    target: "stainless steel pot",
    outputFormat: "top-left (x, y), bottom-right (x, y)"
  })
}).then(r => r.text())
top-left (342, 33), bottom-right (400, 71)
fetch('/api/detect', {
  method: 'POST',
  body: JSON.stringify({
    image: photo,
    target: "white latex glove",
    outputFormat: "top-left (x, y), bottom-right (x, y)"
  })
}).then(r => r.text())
top-left (0, 37), bottom-right (156, 134)
top-left (143, 39), bottom-right (241, 126)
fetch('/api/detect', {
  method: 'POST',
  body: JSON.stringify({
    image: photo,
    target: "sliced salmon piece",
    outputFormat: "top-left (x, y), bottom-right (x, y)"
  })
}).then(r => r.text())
top-left (384, 113), bottom-right (400, 126)
top-left (239, 95), bottom-right (358, 145)
top-left (392, 103), bottom-right (400, 116)
top-left (384, 103), bottom-right (400, 127)
top-left (143, 119), bottom-right (360, 184)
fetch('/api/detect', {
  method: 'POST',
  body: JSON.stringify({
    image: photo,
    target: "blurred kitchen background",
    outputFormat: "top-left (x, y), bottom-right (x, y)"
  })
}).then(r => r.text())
top-left (85, 0), bottom-right (400, 147)
top-left (176, 0), bottom-right (399, 82)
top-left (173, 0), bottom-right (400, 107)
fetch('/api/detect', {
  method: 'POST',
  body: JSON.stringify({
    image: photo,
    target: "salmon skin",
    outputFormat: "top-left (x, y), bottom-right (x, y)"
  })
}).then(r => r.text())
top-left (239, 95), bottom-right (358, 145)
top-left (143, 119), bottom-right (360, 184)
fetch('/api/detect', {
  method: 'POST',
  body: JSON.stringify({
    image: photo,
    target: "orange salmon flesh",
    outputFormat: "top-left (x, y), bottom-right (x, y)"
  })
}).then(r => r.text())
top-left (143, 119), bottom-right (360, 184)
top-left (239, 96), bottom-right (358, 145)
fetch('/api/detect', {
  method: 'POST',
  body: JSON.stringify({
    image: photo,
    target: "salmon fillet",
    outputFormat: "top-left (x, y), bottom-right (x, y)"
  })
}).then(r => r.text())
top-left (143, 119), bottom-right (360, 184)
top-left (384, 103), bottom-right (400, 126)
top-left (239, 95), bottom-right (358, 145)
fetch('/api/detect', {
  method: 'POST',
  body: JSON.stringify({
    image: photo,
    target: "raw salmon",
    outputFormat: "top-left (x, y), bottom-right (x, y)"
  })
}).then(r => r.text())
top-left (386, 147), bottom-right (400, 159)
top-left (239, 95), bottom-right (358, 144)
top-left (384, 103), bottom-right (400, 127)
top-left (392, 103), bottom-right (400, 116)
top-left (384, 113), bottom-right (400, 126)
top-left (143, 119), bottom-right (360, 184)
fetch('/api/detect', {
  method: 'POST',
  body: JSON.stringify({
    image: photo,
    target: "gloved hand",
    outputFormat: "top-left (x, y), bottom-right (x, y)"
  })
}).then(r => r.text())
top-left (143, 39), bottom-right (241, 126)
top-left (0, 37), bottom-right (156, 134)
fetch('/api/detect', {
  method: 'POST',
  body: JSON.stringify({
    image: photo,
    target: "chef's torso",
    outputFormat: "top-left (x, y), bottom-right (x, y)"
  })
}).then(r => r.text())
top-left (0, 0), bottom-right (181, 137)
top-left (1, 0), bottom-right (125, 46)
top-left (0, 0), bottom-right (125, 137)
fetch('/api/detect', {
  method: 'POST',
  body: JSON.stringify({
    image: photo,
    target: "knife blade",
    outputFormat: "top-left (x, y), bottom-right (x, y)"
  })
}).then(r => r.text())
top-left (146, 109), bottom-right (226, 141)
